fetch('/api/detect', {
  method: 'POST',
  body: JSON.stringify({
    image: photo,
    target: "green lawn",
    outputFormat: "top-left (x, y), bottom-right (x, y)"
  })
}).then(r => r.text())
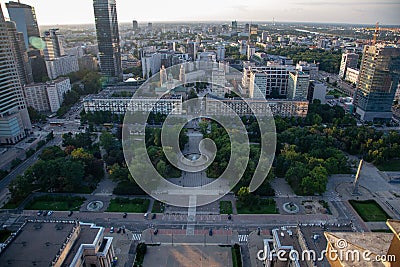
top-left (151, 200), bottom-right (165, 213)
top-left (349, 200), bottom-right (391, 222)
top-left (220, 201), bottom-right (233, 214)
top-left (25, 196), bottom-right (86, 211)
top-left (377, 159), bottom-right (400, 171)
top-left (107, 198), bottom-right (150, 213)
top-left (237, 199), bottom-right (278, 214)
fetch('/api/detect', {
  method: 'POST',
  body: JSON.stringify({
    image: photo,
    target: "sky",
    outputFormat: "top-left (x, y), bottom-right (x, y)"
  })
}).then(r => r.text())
top-left (0, 0), bottom-right (399, 26)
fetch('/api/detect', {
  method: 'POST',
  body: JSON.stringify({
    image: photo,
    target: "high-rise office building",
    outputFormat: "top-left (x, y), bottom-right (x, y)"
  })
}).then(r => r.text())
top-left (187, 42), bottom-right (198, 61)
top-left (231, 21), bottom-right (238, 32)
top-left (6, 1), bottom-right (40, 50)
top-left (43, 29), bottom-right (65, 60)
top-left (93, 0), bottom-right (122, 81)
top-left (216, 46), bottom-right (225, 61)
top-left (0, 7), bottom-right (31, 144)
top-left (287, 71), bottom-right (310, 101)
top-left (5, 21), bottom-right (33, 85)
top-left (339, 52), bottom-right (359, 79)
top-left (354, 45), bottom-right (400, 122)
top-left (132, 20), bottom-right (138, 31)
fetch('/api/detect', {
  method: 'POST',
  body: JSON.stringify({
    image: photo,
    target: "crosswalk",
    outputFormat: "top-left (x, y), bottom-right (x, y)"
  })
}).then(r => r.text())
top-left (132, 233), bottom-right (142, 241)
top-left (238, 235), bottom-right (248, 243)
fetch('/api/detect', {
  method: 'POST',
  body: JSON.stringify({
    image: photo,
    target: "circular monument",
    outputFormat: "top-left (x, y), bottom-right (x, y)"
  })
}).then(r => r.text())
top-left (87, 201), bottom-right (104, 212)
top-left (283, 202), bottom-right (299, 214)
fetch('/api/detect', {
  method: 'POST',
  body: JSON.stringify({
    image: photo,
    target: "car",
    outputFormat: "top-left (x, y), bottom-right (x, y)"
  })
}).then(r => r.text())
top-left (47, 211), bottom-right (53, 216)
top-left (117, 228), bottom-right (121, 234)
top-left (43, 210), bottom-right (48, 216)
top-left (110, 227), bottom-right (114, 233)
top-left (68, 211), bottom-right (73, 217)
top-left (227, 214), bottom-right (232, 220)
top-left (123, 212), bottom-right (127, 218)
top-left (37, 210), bottom-right (43, 216)
top-left (153, 228), bottom-right (158, 235)
top-left (151, 214), bottom-right (156, 219)
top-left (144, 213), bottom-right (148, 219)
top-left (209, 229), bottom-right (213, 236)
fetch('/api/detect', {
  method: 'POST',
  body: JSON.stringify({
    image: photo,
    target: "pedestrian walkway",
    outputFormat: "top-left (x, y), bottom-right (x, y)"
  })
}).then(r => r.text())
top-left (131, 232), bottom-right (142, 241)
top-left (238, 234), bottom-right (248, 243)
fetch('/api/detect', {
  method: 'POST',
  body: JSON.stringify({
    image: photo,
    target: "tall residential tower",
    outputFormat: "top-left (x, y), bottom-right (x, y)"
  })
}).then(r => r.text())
top-left (93, 0), bottom-right (122, 81)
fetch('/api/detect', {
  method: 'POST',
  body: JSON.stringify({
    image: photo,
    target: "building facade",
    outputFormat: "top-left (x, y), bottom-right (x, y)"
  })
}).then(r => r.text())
top-left (0, 7), bottom-right (31, 144)
top-left (83, 95), bottom-right (183, 115)
top-left (287, 71), bottom-right (310, 101)
top-left (339, 52), bottom-right (359, 79)
top-left (93, 0), bottom-right (122, 80)
top-left (24, 77), bottom-right (71, 113)
top-left (45, 55), bottom-right (79, 80)
top-left (43, 28), bottom-right (65, 60)
top-left (344, 67), bottom-right (359, 85)
top-left (354, 45), bottom-right (400, 122)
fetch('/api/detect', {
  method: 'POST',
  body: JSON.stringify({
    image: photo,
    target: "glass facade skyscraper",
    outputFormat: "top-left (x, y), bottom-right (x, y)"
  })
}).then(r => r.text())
top-left (93, 0), bottom-right (122, 81)
top-left (6, 1), bottom-right (40, 50)
top-left (355, 45), bottom-right (400, 122)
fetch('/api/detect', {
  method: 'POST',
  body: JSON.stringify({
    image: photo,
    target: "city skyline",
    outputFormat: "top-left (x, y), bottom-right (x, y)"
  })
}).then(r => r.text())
top-left (0, 0), bottom-right (399, 26)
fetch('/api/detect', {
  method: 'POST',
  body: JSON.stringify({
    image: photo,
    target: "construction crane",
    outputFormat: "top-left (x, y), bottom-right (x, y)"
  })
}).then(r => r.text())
top-left (372, 22), bottom-right (379, 45)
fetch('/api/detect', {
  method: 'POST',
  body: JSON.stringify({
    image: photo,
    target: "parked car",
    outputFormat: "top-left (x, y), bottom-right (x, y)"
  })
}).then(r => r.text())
top-left (153, 228), bottom-right (158, 235)
top-left (144, 213), bottom-right (148, 219)
top-left (37, 210), bottom-right (43, 216)
top-left (47, 211), bottom-right (53, 216)
top-left (209, 228), bottom-right (213, 236)
top-left (123, 213), bottom-right (127, 218)
top-left (110, 227), bottom-right (114, 233)
top-left (151, 214), bottom-right (156, 219)
top-left (68, 211), bottom-right (73, 217)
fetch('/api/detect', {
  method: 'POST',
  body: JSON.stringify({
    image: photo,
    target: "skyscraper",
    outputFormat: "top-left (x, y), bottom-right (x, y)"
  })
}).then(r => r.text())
top-left (132, 20), bottom-right (138, 31)
top-left (354, 45), bottom-right (400, 122)
top-left (6, 20), bottom-right (33, 85)
top-left (93, 0), bottom-right (122, 81)
top-left (287, 71), bottom-right (310, 101)
top-left (0, 7), bottom-right (31, 144)
top-left (6, 1), bottom-right (40, 50)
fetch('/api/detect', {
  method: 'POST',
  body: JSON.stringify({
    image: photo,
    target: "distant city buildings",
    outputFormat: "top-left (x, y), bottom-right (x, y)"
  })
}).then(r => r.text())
top-left (93, 0), bottom-right (122, 81)
top-left (24, 77), bottom-right (71, 113)
top-left (132, 20), bottom-right (138, 31)
top-left (354, 45), bottom-right (400, 122)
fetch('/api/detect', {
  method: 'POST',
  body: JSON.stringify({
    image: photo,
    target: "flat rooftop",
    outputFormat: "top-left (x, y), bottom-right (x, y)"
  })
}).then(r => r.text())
top-left (0, 221), bottom-right (75, 266)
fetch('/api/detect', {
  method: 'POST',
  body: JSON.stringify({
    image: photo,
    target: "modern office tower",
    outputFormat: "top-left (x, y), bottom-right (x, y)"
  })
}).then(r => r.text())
top-left (24, 77), bottom-right (71, 113)
top-left (244, 23), bottom-right (250, 33)
top-left (132, 20), bottom-right (138, 31)
top-left (287, 71), bottom-right (310, 101)
top-left (43, 29), bottom-right (65, 60)
top-left (6, 21), bottom-right (33, 85)
top-left (249, 71), bottom-right (267, 99)
top-left (0, 8), bottom-right (31, 144)
top-left (216, 45), bottom-right (225, 61)
top-left (93, 0), bottom-right (122, 81)
top-left (147, 22), bottom-right (153, 31)
top-left (231, 20), bottom-right (238, 31)
top-left (261, 31), bottom-right (268, 42)
top-left (354, 45), bottom-right (400, 122)
top-left (187, 42), bottom-right (198, 61)
top-left (339, 52), bottom-right (359, 79)
top-left (6, 1), bottom-right (40, 50)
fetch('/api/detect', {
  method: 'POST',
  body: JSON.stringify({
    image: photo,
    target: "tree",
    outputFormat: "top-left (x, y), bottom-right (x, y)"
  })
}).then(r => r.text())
top-left (100, 132), bottom-right (116, 152)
